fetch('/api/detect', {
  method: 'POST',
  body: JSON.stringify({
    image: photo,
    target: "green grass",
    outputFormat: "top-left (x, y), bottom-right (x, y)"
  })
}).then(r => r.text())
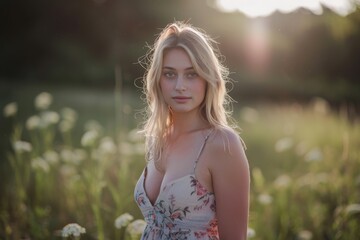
top-left (241, 102), bottom-right (360, 239)
top-left (0, 86), bottom-right (359, 239)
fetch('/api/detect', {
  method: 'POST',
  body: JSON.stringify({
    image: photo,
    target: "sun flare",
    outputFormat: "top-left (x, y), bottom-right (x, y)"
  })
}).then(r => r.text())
top-left (216, 0), bottom-right (358, 17)
top-left (242, 21), bottom-right (271, 76)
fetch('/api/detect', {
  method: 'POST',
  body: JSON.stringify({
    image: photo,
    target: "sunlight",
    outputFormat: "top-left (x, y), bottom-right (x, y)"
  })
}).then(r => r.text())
top-left (216, 0), bottom-right (359, 17)
top-left (242, 20), bottom-right (271, 77)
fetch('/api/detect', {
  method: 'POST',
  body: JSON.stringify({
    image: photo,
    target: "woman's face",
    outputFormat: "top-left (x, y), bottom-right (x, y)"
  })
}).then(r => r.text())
top-left (160, 48), bottom-right (206, 115)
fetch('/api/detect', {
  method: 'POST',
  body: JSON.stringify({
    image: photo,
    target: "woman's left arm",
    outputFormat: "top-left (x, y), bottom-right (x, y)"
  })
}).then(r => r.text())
top-left (210, 131), bottom-right (250, 240)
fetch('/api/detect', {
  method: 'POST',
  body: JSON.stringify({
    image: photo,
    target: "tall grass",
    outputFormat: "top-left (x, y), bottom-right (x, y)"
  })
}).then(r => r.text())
top-left (1, 91), bottom-right (145, 239)
top-left (1, 90), bottom-right (359, 239)
top-left (241, 100), bottom-right (360, 239)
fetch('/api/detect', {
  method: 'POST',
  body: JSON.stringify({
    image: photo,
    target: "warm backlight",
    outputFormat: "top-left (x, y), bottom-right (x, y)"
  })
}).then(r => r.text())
top-left (216, 0), bottom-right (358, 17)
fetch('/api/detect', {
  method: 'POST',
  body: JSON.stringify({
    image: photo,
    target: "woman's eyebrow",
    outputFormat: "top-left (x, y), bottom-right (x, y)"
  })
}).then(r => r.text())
top-left (162, 66), bottom-right (194, 70)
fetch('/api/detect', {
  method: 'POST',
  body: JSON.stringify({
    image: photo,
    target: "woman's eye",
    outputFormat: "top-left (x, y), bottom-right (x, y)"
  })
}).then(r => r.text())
top-left (164, 72), bottom-right (176, 78)
top-left (187, 72), bottom-right (198, 79)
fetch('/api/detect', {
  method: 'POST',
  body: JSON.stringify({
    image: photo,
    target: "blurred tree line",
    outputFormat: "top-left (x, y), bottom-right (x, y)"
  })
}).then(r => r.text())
top-left (1, 0), bottom-right (360, 105)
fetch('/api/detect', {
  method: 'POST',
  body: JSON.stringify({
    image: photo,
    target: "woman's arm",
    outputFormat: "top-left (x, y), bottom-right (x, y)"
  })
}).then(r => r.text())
top-left (210, 130), bottom-right (250, 240)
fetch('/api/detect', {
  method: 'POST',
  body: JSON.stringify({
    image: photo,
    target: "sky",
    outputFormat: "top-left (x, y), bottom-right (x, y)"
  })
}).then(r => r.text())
top-left (215, 0), bottom-right (360, 17)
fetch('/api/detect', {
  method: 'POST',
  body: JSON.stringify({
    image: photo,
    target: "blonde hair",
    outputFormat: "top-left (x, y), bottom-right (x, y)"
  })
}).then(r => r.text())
top-left (141, 21), bottom-right (235, 162)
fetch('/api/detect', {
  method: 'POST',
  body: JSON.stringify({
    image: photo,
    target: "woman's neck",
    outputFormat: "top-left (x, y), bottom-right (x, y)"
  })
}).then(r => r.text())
top-left (170, 110), bottom-right (210, 137)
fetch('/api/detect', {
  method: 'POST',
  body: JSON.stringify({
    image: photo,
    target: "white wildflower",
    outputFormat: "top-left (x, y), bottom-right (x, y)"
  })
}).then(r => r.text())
top-left (126, 219), bottom-right (146, 236)
top-left (26, 115), bottom-right (41, 130)
top-left (304, 148), bottom-right (323, 162)
top-left (345, 203), bottom-right (360, 215)
top-left (114, 213), bottom-right (134, 229)
top-left (3, 102), bottom-right (17, 117)
top-left (61, 223), bottom-right (86, 237)
top-left (247, 227), bottom-right (256, 238)
top-left (84, 120), bottom-right (103, 134)
top-left (41, 111), bottom-right (60, 125)
top-left (31, 157), bottom-right (50, 173)
top-left (275, 137), bottom-right (294, 152)
top-left (73, 149), bottom-right (87, 163)
top-left (81, 130), bottom-right (99, 147)
top-left (35, 92), bottom-right (53, 110)
top-left (59, 120), bottom-right (75, 133)
top-left (13, 141), bottom-right (32, 154)
top-left (297, 229), bottom-right (313, 240)
top-left (296, 172), bottom-right (328, 188)
top-left (61, 107), bottom-right (78, 122)
top-left (61, 149), bottom-right (86, 165)
top-left (59, 108), bottom-right (77, 133)
top-left (43, 150), bottom-right (59, 165)
top-left (257, 193), bottom-right (273, 205)
top-left (274, 174), bottom-right (291, 189)
top-left (99, 137), bottom-right (117, 155)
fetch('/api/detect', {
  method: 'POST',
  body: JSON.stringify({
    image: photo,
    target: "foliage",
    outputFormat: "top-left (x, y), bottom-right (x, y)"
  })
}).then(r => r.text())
top-left (1, 0), bottom-right (360, 105)
top-left (241, 100), bottom-right (360, 239)
top-left (1, 91), bottom-right (359, 239)
top-left (1, 92), bottom-right (145, 239)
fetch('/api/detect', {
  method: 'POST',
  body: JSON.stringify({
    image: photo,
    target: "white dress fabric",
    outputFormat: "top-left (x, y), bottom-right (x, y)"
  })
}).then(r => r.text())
top-left (134, 130), bottom-right (219, 239)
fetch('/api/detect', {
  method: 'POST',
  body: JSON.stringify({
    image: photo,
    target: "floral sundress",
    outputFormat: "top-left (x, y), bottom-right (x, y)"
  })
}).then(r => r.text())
top-left (134, 130), bottom-right (219, 239)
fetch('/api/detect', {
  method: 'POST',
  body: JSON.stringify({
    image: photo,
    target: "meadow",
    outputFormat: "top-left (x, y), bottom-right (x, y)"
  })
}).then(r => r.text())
top-left (0, 85), bottom-right (359, 240)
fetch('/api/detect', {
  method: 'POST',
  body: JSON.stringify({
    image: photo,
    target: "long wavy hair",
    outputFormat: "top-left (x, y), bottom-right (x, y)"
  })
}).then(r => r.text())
top-left (141, 21), bottom-right (235, 163)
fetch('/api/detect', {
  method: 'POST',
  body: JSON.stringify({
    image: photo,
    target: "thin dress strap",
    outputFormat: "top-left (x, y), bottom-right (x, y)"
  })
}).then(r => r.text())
top-left (193, 128), bottom-right (214, 173)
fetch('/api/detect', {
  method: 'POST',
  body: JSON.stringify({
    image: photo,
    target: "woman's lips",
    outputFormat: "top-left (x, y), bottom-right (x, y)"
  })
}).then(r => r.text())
top-left (172, 96), bottom-right (191, 103)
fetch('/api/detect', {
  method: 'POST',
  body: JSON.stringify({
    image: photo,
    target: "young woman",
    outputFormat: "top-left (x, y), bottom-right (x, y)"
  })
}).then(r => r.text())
top-left (134, 21), bottom-right (250, 240)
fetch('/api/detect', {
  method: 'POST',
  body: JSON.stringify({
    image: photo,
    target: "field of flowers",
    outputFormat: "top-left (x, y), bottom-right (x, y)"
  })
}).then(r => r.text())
top-left (1, 89), bottom-right (359, 240)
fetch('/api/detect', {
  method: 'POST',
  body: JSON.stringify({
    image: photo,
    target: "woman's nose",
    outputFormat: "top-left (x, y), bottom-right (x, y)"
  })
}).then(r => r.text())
top-left (175, 76), bottom-right (186, 91)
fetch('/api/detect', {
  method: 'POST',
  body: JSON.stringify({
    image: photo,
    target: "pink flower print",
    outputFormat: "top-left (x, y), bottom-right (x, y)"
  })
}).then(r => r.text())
top-left (209, 218), bottom-right (218, 228)
top-left (196, 181), bottom-right (207, 196)
top-left (165, 222), bottom-right (175, 229)
top-left (207, 218), bottom-right (219, 237)
top-left (170, 211), bottom-right (181, 220)
top-left (195, 231), bottom-right (207, 238)
top-left (137, 196), bottom-right (145, 206)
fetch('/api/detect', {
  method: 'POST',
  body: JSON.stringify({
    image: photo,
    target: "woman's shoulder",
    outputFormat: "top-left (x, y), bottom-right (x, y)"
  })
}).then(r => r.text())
top-left (208, 126), bottom-right (245, 153)
top-left (205, 126), bottom-right (247, 169)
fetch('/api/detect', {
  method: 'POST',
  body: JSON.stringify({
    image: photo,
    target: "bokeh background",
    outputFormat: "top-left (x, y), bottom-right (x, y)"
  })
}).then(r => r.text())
top-left (1, 0), bottom-right (360, 239)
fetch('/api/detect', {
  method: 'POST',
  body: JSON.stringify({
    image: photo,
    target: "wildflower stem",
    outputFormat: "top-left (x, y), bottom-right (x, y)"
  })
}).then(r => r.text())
top-left (92, 202), bottom-right (105, 240)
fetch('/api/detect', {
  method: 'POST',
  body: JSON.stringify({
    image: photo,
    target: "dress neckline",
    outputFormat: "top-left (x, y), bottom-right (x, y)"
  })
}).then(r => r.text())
top-left (143, 128), bottom-right (215, 207)
top-left (141, 168), bottom-right (214, 207)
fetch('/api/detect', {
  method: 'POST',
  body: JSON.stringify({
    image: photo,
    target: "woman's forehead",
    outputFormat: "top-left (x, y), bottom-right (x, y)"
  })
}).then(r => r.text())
top-left (162, 48), bottom-right (193, 70)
